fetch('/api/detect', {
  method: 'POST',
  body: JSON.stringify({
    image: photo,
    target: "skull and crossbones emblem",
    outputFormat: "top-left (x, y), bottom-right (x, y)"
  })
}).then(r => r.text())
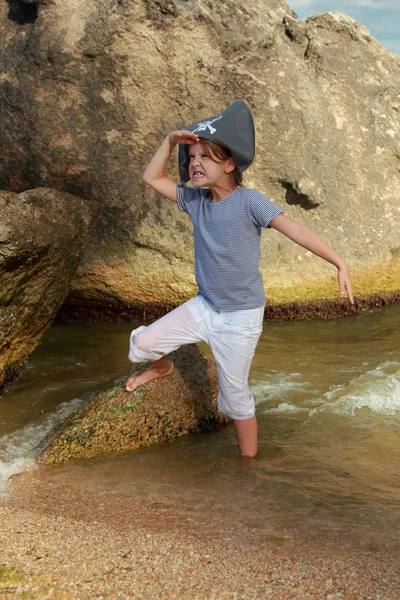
top-left (191, 115), bottom-right (223, 135)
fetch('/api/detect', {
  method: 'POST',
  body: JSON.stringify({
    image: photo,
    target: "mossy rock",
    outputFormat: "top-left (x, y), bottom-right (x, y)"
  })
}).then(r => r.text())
top-left (0, 566), bottom-right (72, 599)
top-left (41, 345), bottom-right (228, 464)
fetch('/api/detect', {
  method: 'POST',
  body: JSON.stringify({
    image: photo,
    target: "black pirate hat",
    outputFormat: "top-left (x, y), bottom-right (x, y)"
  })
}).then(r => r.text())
top-left (178, 100), bottom-right (255, 183)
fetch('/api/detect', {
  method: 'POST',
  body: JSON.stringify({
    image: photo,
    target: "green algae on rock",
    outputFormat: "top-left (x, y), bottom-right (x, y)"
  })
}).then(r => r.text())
top-left (56, 262), bottom-right (400, 323)
top-left (0, 566), bottom-right (73, 599)
top-left (41, 345), bottom-right (228, 464)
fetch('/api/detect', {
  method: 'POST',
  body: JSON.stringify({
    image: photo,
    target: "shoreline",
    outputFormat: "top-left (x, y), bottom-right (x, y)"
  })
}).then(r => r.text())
top-left (55, 292), bottom-right (400, 324)
top-left (1, 469), bottom-right (399, 599)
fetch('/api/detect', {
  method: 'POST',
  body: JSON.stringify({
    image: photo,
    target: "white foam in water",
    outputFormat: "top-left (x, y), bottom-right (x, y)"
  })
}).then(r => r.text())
top-left (251, 372), bottom-right (311, 414)
top-left (269, 402), bottom-right (300, 413)
top-left (0, 396), bottom-right (86, 494)
top-left (312, 362), bottom-right (400, 417)
top-left (251, 372), bottom-right (309, 402)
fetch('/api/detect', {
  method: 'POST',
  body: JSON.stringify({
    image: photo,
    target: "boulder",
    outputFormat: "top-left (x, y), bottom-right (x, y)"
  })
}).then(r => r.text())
top-left (0, 188), bottom-right (95, 389)
top-left (41, 345), bottom-right (228, 463)
top-left (0, 1), bottom-right (399, 319)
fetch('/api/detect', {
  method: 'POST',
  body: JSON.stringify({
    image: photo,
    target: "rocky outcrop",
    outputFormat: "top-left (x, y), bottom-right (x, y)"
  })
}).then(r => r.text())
top-left (0, 1), bottom-right (399, 319)
top-left (0, 188), bottom-right (95, 389)
top-left (41, 345), bottom-right (228, 463)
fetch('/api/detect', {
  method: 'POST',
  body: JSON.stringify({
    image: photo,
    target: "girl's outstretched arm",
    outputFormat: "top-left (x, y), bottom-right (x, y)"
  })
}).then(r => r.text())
top-left (143, 130), bottom-right (199, 202)
top-left (269, 214), bottom-right (354, 304)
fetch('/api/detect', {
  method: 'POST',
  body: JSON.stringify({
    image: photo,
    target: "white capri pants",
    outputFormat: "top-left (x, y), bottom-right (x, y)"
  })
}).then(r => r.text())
top-left (128, 296), bottom-right (264, 420)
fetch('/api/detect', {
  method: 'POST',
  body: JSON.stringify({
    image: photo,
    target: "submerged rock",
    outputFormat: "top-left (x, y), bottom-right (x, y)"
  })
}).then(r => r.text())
top-left (0, 188), bottom-right (95, 389)
top-left (0, 1), bottom-right (399, 317)
top-left (41, 345), bottom-right (228, 463)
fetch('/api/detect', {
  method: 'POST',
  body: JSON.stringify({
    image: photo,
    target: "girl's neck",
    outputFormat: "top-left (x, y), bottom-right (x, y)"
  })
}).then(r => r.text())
top-left (209, 182), bottom-right (237, 203)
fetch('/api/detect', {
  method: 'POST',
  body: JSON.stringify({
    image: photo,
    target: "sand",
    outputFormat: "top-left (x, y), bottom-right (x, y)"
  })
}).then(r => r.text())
top-left (0, 469), bottom-right (399, 600)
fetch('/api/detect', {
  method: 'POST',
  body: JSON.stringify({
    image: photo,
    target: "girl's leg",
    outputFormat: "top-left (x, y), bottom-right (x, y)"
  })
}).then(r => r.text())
top-left (208, 306), bottom-right (264, 457)
top-left (232, 416), bottom-right (258, 458)
top-left (126, 298), bottom-right (205, 392)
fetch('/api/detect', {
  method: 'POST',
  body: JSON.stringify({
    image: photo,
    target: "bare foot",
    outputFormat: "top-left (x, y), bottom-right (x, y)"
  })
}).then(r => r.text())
top-left (125, 356), bottom-right (174, 392)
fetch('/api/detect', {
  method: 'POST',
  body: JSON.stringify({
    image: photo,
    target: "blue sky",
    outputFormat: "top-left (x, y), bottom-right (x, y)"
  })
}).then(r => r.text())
top-left (286, 0), bottom-right (400, 54)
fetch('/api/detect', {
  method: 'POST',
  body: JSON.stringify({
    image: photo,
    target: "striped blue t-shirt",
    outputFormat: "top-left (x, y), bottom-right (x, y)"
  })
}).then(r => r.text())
top-left (177, 184), bottom-right (283, 311)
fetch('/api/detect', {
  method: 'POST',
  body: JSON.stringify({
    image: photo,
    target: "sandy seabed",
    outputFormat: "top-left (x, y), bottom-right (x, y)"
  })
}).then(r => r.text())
top-left (0, 468), bottom-right (399, 600)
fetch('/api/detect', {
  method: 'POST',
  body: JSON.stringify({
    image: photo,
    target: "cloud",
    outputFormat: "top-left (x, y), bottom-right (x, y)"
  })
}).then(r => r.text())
top-left (288, 1), bottom-right (310, 6)
top-left (357, 0), bottom-right (400, 6)
top-left (288, 0), bottom-right (322, 6)
top-left (354, 1), bottom-right (384, 7)
top-left (385, 39), bottom-right (400, 54)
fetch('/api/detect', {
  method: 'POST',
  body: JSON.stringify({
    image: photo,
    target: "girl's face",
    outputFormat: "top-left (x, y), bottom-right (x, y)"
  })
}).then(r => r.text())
top-left (188, 142), bottom-right (234, 188)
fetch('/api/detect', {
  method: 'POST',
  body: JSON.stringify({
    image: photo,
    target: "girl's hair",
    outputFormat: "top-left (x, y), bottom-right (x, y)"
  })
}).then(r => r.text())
top-left (184, 139), bottom-right (243, 187)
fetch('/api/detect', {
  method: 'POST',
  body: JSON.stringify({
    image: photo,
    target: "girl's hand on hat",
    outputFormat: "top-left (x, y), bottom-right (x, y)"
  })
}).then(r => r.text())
top-left (168, 130), bottom-right (200, 146)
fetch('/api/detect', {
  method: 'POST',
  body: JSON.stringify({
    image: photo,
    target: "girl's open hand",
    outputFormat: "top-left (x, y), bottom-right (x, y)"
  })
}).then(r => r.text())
top-left (338, 264), bottom-right (354, 304)
top-left (168, 130), bottom-right (200, 146)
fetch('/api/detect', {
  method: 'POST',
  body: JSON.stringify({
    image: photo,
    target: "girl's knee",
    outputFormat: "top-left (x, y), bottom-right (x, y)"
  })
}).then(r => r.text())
top-left (130, 326), bottom-right (160, 354)
top-left (129, 326), bottom-right (159, 362)
top-left (133, 330), bottom-right (151, 354)
top-left (221, 405), bottom-right (255, 420)
top-left (217, 388), bottom-right (255, 421)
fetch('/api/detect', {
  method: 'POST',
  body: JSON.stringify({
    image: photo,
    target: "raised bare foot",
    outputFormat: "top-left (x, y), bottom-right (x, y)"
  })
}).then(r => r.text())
top-left (125, 357), bottom-right (174, 393)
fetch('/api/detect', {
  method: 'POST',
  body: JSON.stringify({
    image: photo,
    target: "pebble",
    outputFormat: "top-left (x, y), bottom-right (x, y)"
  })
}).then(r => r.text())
top-left (0, 474), bottom-right (399, 599)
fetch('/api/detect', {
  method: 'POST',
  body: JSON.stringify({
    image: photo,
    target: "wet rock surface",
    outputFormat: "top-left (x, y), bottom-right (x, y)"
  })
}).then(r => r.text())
top-left (0, 0), bottom-right (399, 315)
top-left (41, 345), bottom-right (228, 463)
top-left (0, 188), bottom-right (95, 389)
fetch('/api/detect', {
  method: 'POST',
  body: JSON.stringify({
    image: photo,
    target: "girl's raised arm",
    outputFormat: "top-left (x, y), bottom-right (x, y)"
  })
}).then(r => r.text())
top-left (143, 130), bottom-right (199, 203)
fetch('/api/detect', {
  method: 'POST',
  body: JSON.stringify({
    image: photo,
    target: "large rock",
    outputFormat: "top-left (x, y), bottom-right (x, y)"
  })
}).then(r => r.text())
top-left (0, 188), bottom-right (95, 389)
top-left (0, 0), bottom-right (399, 319)
top-left (41, 345), bottom-right (228, 463)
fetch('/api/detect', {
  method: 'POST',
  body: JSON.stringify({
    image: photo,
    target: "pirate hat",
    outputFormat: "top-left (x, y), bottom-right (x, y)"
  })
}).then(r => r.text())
top-left (178, 100), bottom-right (255, 183)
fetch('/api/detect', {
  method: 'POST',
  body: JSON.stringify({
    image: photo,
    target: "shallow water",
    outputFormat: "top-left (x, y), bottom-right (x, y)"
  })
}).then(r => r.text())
top-left (1, 304), bottom-right (400, 546)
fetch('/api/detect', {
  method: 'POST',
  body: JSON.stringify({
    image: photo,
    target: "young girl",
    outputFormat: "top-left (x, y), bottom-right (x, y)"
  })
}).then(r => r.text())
top-left (126, 102), bottom-right (354, 458)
